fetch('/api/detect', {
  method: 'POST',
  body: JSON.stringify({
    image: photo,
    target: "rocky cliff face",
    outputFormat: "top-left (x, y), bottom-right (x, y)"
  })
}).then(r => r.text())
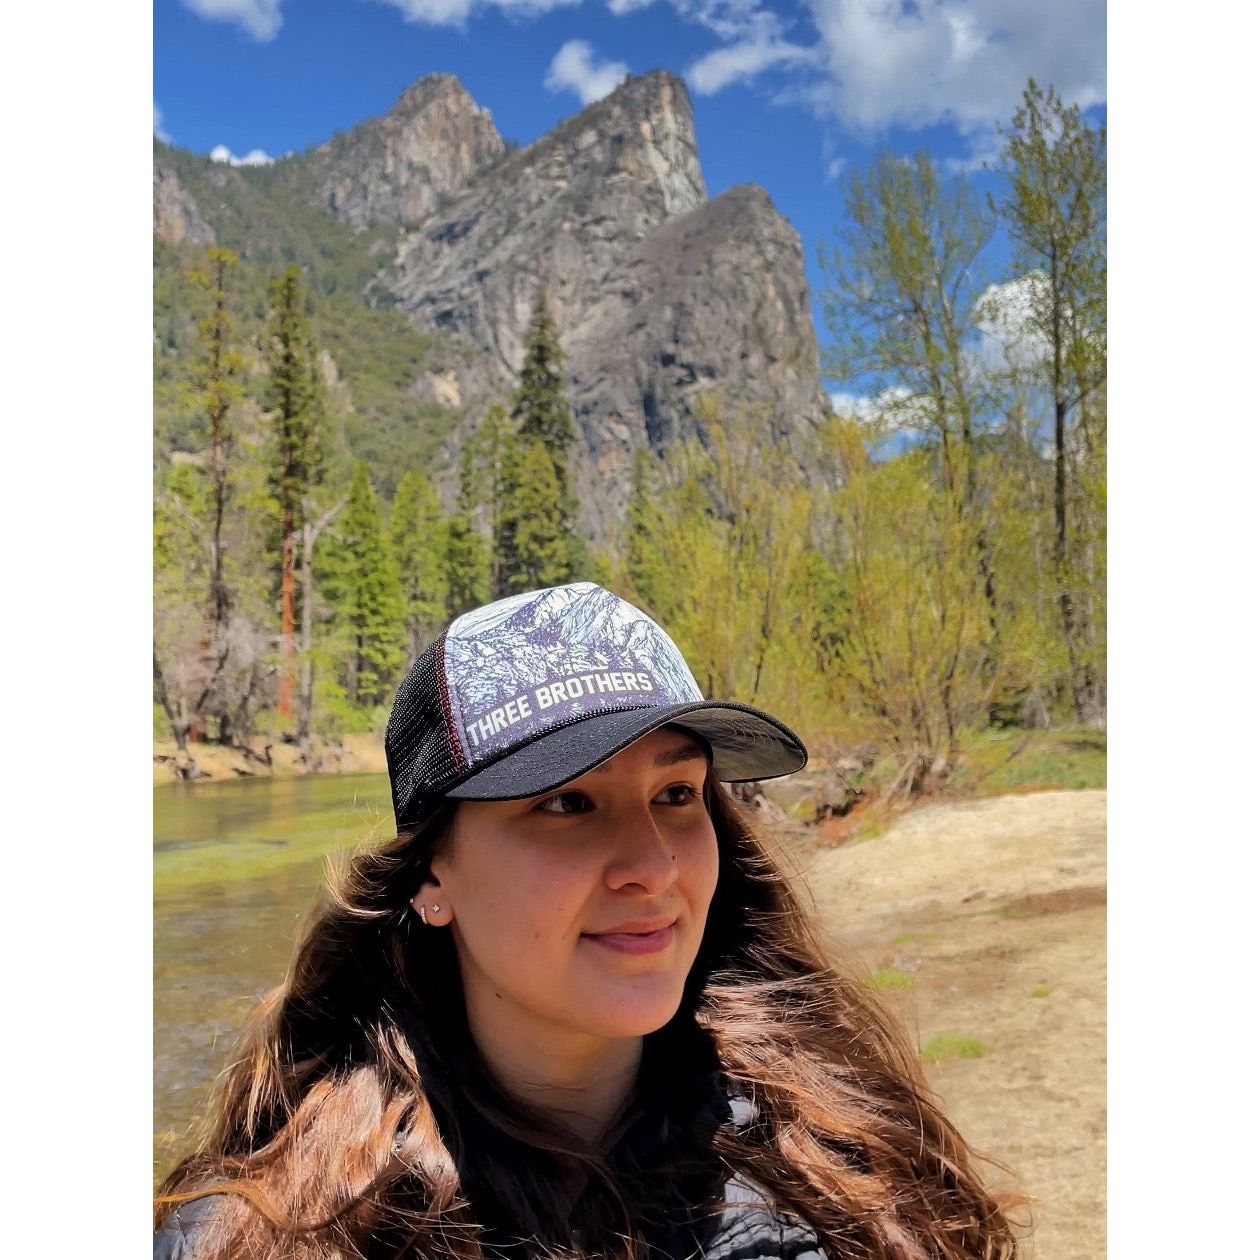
top-left (564, 183), bottom-right (827, 531)
top-left (383, 70), bottom-right (825, 537)
top-left (307, 75), bottom-right (506, 228)
top-left (153, 153), bottom-right (215, 246)
top-left (390, 71), bottom-right (707, 378)
top-left (152, 70), bottom-right (829, 543)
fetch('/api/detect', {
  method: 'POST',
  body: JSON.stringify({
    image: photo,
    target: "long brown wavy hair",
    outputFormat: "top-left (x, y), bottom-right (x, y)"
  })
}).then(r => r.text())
top-left (156, 769), bottom-right (1022, 1258)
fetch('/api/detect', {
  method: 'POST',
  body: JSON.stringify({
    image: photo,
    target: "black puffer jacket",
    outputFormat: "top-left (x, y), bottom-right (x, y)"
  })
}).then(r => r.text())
top-left (154, 1079), bottom-right (823, 1260)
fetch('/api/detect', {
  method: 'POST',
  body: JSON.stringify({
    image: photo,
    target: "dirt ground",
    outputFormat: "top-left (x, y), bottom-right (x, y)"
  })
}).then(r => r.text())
top-left (153, 731), bottom-right (388, 784)
top-left (777, 790), bottom-right (1106, 1260)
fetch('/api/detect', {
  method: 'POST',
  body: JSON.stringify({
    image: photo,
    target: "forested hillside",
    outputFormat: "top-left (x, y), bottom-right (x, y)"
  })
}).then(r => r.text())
top-left (154, 146), bottom-right (466, 497)
top-left (154, 76), bottom-right (1104, 797)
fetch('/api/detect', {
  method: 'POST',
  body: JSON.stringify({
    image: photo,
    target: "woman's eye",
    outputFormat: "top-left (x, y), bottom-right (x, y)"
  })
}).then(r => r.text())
top-left (534, 785), bottom-right (701, 813)
top-left (655, 784), bottom-right (701, 806)
top-left (535, 791), bottom-right (592, 815)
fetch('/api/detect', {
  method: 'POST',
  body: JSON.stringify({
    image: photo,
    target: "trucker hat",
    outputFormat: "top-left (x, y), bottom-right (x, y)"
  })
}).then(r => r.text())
top-left (385, 581), bottom-right (808, 828)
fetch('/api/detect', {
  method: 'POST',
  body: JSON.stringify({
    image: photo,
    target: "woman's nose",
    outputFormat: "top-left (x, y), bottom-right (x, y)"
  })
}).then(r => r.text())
top-left (603, 805), bottom-right (680, 895)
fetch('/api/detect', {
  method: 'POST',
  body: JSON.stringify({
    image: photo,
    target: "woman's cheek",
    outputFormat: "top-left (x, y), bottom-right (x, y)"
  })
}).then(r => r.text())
top-left (481, 844), bottom-right (591, 947)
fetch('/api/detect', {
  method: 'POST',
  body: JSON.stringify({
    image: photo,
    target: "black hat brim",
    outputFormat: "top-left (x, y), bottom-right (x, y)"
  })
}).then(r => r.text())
top-left (442, 701), bottom-right (807, 802)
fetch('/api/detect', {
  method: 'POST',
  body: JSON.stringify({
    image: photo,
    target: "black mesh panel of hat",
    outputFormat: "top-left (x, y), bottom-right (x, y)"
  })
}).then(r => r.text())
top-left (385, 638), bottom-right (465, 826)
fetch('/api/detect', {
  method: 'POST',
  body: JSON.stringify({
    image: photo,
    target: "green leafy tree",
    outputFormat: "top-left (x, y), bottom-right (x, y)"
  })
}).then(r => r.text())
top-left (153, 247), bottom-right (248, 759)
top-left (817, 417), bottom-right (997, 790)
top-left (993, 79), bottom-right (1107, 723)
top-left (264, 264), bottom-right (326, 726)
top-left (623, 447), bottom-right (673, 611)
top-left (820, 153), bottom-right (1002, 657)
top-left (389, 470), bottom-right (448, 658)
top-left (619, 398), bottom-right (824, 723)
top-left (153, 463), bottom-right (216, 771)
top-left (318, 462), bottom-right (406, 708)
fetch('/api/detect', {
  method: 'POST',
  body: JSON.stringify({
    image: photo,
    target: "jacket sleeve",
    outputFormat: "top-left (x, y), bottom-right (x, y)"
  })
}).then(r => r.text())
top-left (704, 1174), bottom-right (824, 1260)
top-left (153, 1195), bottom-right (223, 1260)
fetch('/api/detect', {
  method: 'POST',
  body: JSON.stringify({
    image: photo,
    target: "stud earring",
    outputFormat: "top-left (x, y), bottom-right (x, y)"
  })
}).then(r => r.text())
top-left (417, 902), bottom-right (441, 926)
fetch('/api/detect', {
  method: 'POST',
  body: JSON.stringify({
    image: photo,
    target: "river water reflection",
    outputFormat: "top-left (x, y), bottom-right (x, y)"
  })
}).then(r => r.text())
top-left (153, 772), bottom-right (391, 1176)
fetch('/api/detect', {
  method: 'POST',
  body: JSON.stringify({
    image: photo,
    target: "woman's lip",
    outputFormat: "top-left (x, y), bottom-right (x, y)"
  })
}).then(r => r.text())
top-left (582, 924), bottom-right (676, 955)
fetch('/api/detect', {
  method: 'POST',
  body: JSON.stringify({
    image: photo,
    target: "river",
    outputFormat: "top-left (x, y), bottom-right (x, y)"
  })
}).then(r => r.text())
top-left (153, 772), bottom-right (392, 1177)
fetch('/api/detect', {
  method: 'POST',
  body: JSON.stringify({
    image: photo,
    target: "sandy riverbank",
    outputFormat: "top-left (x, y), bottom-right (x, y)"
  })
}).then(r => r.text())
top-left (153, 732), bottom-right (388, 784)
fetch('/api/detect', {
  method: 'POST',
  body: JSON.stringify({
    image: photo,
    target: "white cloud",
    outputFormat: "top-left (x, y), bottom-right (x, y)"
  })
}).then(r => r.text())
top-left (623, 0), bottom-right (783, 41)
top-left (824, 155), bottom-right (846, 183)
top-left (636, 0), bottom-right (1102, 168)
top-left (545, 40), bottom-right (631, 106)
top-left (210, 143), bottom-right (276, 166)
top-left (829, 386), bottom-right (930, 457)
top-left (154, 103), bottom-right (172, 144)
top-left (974, 272), bottom-right (1051, 375)
top-left (829, 384), bottom-right (932, 430)
top-left (376, 0), bottom-right (579, 29)
top-left (686, 30), bottom-right (815, 95)
top-left (180, 0), bottom-right (284, 41)
top-left (803, 0), bottom-right (1105, 139)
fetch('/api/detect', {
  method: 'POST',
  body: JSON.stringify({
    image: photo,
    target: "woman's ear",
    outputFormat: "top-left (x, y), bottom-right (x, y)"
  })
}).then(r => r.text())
top-left (412, 811), bottom-right (457, 926)
top-left (411, 880), bottom-right (452, 927)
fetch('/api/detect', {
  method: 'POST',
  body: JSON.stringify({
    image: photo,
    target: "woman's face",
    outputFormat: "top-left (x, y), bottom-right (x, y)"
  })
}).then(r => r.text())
top-left (425, 727), bottom-right (720, 1048)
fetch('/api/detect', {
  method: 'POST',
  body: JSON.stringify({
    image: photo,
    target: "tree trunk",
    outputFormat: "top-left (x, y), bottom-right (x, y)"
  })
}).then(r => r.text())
top-left (1053, 393), bottom-right (1084, 722)
top-left (278, 498), bottom-right (296, 724)
top-left (206, 263), bottom-right (233, 742)
top-left (298, 521), bottom-right (315, 767)
top-left (154, 649), bottom-right (197, 778)
top-left (297, 497), bottom-right (346, 769)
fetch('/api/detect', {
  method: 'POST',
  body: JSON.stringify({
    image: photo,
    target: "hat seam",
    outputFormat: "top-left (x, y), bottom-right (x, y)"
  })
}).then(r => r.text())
top-left (434, 631), bottom-right (469, 774)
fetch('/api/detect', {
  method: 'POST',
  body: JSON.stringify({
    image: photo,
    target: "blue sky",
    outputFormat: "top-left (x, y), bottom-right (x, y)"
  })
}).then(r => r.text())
top-left (154, 0), bottom-right (1106, 398)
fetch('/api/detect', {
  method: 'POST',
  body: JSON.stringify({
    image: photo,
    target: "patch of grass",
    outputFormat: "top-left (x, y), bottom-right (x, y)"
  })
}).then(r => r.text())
top-left (891, 932), bottom-right (918, 945)
top-left (954, 727), bottom-right (1107, 796)
top-left (798, 724), bottom-right (1103, 845)
top-left (153, 771), bottom-right (394, 899)
top-left (1030, 984), bottom-right (1052, 999)
top-left (990, 905), bottom-right (1023, 920)
top-left (869, 968), bottom-right (914, 991)
top-left (849, 814), bottom-right (890, 844)
top-left (920, 1033), bottom-right (986, 1064)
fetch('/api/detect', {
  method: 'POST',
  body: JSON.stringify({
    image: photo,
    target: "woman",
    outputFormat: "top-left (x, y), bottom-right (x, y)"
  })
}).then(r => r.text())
top-left (156, 581), bottom-right (1020, 1259)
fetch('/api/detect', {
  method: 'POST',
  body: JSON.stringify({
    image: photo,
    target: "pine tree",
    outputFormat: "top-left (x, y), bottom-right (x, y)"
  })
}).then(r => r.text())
top-left (442, 512), bottom-right (492, 618)
top-left (511, 294), bottom-right (577, 473)
top-left (184, 246), bottom-right (244, 744)
top-left (503, 439), bottom-right (571, 592)
top-left (389, 470), bottom-right (448, 659)
top-left (318, 462), bottom-right (405, 708)
top-left (264, 264), bottom-right (325, 725)
top-left (502, 293), bottom-right (588, 587)
top-left (459, 404), bottom-right (518, 598)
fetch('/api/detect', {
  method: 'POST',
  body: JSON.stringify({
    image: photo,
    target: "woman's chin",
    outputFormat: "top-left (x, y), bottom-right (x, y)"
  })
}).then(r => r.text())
top-left (568, 981), bottom-right (686, 1039)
